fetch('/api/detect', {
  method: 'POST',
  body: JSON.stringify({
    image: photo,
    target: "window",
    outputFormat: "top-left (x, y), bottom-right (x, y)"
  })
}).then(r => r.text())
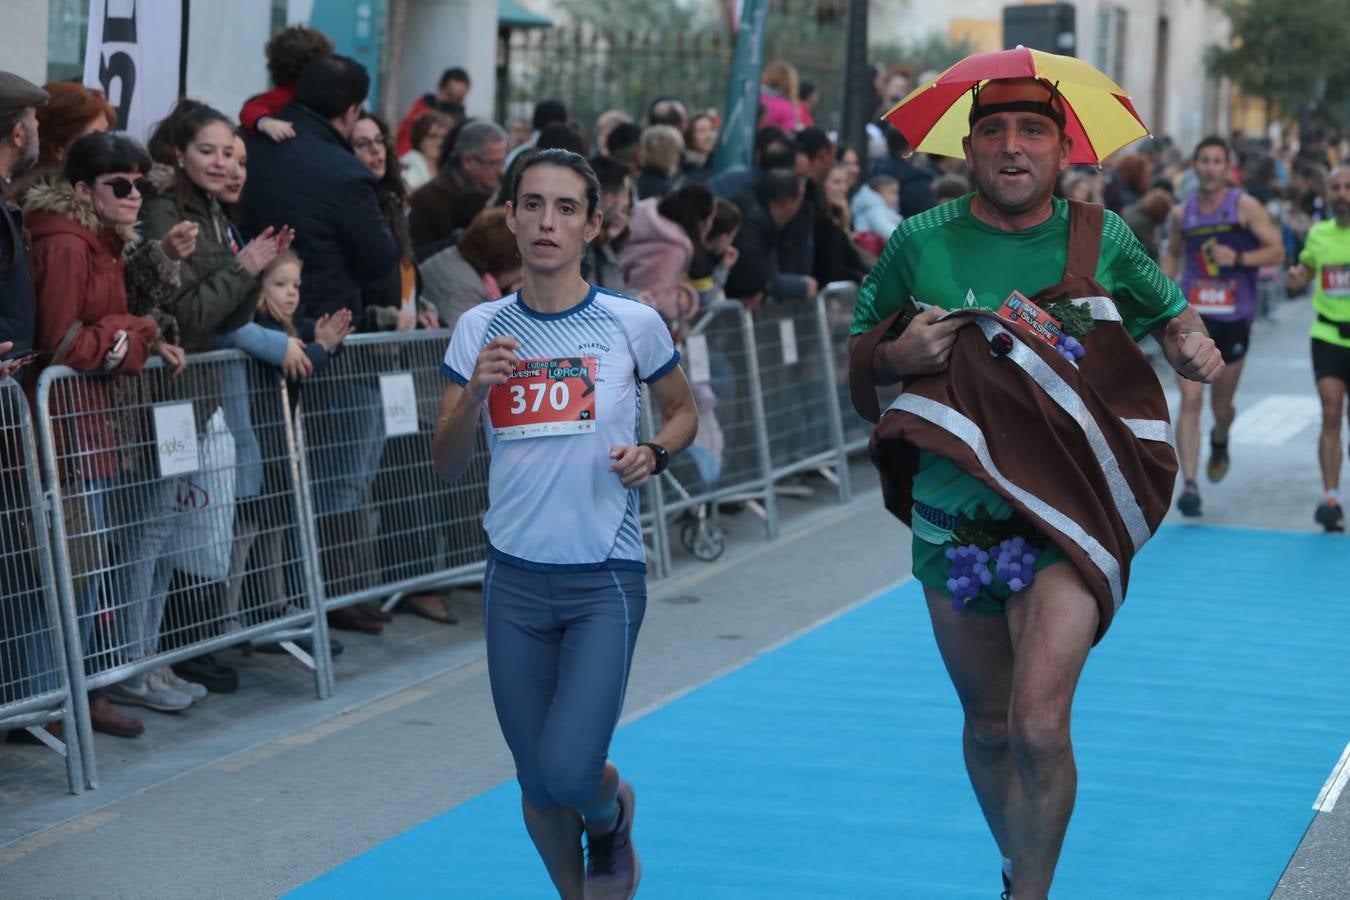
top-left (1094, 5), bottom-right (1128, 86)
top-left (47, 0), bottom-right (91, 83)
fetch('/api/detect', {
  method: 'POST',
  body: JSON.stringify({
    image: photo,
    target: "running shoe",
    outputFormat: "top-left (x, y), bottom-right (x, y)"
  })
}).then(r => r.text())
top-left (1315, 499), bottom-right (1345, 532)
top-left (1206, 431), bottom-right (1230, 483)
top-left (585, 780), bottom-right (640, 899)
top-left (105, 672), bottom-right (192, 712)
top-left (157, 666), bottom-right (207, 702)
top-left (1176, 483), bottom-right (1202, 517)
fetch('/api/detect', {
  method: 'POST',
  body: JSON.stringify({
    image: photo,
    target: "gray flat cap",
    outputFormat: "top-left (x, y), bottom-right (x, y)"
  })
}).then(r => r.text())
top-left (0, 72), bottom-right (49, 118)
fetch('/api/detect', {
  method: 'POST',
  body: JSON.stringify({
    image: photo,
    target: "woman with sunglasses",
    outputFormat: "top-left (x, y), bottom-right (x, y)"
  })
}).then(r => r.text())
top-left (23, 131), bottom-right (195, 731)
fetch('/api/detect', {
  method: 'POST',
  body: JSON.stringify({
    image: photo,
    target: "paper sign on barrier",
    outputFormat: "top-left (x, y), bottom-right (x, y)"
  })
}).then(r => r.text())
top-left (779, 319), bottom-right (799, 365)
top-left (685, 333), bottom-right (712, 383)
top-left (153, 403), bottom-right (199, 477)
top-left (380, 373), bottom-right (420, 437)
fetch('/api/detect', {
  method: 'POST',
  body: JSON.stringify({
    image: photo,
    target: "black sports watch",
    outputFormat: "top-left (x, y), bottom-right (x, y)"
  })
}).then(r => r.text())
top-left (638, 442), bottom-right (669, 475)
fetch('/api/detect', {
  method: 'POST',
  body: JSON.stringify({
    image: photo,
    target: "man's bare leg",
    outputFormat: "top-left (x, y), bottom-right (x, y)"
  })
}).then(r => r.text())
top-left (1002, 563), bottom-right (1100, 899)
top-left (1207, 356), bottom-right (1246, 450)
top-left (1316, 377), bottom-right (1346, 492)
top-left (924, 589), bottom-right (1022, 881)
top-left (1174, 374), bottom-right (1205, 485)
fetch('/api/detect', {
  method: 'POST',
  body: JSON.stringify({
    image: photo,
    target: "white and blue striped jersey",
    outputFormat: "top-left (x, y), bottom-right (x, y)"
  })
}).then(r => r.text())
top-left (442, 286), bottom-right (679, 572)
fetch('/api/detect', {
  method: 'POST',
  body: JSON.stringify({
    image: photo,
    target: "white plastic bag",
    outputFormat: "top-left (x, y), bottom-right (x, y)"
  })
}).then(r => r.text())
top-left (163, 407), bottom-right (236, 580)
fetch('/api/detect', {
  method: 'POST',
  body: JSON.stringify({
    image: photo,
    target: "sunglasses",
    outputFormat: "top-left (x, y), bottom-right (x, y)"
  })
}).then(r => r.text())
top-left (97, 177), bottom-right (150, 199)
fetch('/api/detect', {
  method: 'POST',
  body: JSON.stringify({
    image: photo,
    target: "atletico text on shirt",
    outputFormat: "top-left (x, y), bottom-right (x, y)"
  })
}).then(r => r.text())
top-left (1188, 279), bottom-right (1238, 316)
top-left (1322, 265), bottom-right (1350, 297)
top-left (488, 356), bottom-right (598, 440)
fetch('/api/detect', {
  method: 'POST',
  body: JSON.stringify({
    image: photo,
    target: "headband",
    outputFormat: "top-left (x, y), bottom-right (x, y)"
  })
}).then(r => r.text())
top-left (968, 81), bottom-right (1066, 130)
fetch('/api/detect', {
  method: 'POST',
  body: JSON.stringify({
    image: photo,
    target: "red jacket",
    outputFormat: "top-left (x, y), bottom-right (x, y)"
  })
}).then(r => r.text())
top-left (396, 94), bottom-right (437, 157)
top-left (25, 180), bottom-right (162, 479)
top-left (240, 84), bottom-right (296, 132)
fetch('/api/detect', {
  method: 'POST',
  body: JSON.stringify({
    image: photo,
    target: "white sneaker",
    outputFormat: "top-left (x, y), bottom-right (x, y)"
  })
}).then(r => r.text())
top-left (158, 666), bottom-right (207, 702)
top-left (106, 671), bottom-right (192, 712)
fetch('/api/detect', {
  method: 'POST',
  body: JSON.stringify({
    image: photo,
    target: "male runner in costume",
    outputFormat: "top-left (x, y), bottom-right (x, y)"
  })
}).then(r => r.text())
top-left (1286, 164), bottom-right (1350, 531)
top-left (1161, 136), bottom-right (1284, 516)
top-left (850, 78), bottom-right (1222, 899)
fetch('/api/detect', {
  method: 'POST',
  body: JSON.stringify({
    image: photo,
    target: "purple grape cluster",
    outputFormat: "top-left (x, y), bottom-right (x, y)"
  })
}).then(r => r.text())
top-left (945, 536), bottom-right (1043, 611)
top-left (945, 544), bottom-right (994, 611)
top-left (1054, 334), bottom-right (1086, 363)
top-left (993, 536), bottom-right (1041, 592)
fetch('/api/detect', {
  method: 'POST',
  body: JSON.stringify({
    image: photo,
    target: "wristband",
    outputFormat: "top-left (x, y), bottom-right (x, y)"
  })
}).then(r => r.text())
top-left (638, 442), bottom-right (669, 475)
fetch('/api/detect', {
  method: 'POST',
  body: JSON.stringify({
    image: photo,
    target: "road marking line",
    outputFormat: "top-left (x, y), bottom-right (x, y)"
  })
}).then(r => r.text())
top-left (1229, 395), bottom-right (1321, 446)
top-left (1313, 740), bottom-right (1350, 812)
top-left (0, 811), bottom-right (120, 866)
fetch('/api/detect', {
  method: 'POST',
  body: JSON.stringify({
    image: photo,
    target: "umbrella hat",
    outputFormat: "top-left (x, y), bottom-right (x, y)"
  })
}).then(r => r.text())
top-left (883, 47), bottom-right (1149, 166)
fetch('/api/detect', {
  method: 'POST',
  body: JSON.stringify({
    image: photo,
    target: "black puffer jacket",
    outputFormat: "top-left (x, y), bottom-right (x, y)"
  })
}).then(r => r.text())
top-left (241, 102), bottom-right (398, 323)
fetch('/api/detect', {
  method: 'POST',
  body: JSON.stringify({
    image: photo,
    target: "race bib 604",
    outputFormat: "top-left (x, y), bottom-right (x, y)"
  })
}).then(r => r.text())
top-left (488, 356), bottom-right (598, 440)
top-left (1188, 279), bottom-right (1237, 316)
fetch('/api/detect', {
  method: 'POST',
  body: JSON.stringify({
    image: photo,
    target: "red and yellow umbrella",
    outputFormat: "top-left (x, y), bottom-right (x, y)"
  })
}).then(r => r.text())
top-left (883, 47), bottom-right (1149, 166)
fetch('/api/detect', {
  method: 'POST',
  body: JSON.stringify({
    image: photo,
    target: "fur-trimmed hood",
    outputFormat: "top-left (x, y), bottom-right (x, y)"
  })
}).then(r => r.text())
top-left (146, 161), bottom-right (176, 195)
top-left (22, 176), bottom-right (139, 250)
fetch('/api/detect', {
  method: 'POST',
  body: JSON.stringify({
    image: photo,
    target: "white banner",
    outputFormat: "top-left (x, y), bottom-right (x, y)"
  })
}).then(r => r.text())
top-left (83, 0), bottom-right (186, 144)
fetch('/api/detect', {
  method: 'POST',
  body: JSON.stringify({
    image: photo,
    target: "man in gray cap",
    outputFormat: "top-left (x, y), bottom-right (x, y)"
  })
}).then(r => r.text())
top-left (1, 70), bottom-right (48, 368)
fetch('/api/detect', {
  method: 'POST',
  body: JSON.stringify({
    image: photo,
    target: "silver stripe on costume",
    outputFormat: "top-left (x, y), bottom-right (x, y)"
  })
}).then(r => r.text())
top-left (887, 393), bottom-right (1125, 610)
top-left (974, 317), bottom-right (1152, 553)
top-left (1069, 296), bottom-right (1123, 322)
top-left (1122, 417), bottom-right (1175, 446)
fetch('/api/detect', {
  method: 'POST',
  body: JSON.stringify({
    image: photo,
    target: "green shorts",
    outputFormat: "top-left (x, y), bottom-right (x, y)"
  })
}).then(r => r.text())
top-left (912, 520), bottom-right (1069, 615)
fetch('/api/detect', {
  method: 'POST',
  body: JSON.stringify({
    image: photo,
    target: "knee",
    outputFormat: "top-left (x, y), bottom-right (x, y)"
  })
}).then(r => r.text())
top-left (536, 748), bottom-right (603, 811)
top-left (1320, 400), bottom-right (1344, 433)
top-left (1178, 389), bottom-right (1203, 417)
top-left (1008, 707), bottom-right (1071, 766)
top-left (966, 713), bottom-right (1010, 754)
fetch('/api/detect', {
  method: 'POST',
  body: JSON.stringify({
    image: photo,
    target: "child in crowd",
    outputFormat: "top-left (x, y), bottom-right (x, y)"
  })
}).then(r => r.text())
top-left (221, 253), bottom-right (352, 635)
top-left (851, 173), bottom-right (903, 239)
top-left (254, 253), bottom-right (352, 371)
top-left (238, 26), bottom-right (334, 142)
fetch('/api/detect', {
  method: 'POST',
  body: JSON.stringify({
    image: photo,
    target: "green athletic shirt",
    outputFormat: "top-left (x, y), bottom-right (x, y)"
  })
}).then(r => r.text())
top-left (1299, 218), bottom-right (1350, 349)
top-left (851, 194), bottom-right (1188, 527)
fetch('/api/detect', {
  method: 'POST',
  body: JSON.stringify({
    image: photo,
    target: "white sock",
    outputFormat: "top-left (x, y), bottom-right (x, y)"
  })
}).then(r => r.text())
top-left (1327, 489), bottom-right (1342, 503)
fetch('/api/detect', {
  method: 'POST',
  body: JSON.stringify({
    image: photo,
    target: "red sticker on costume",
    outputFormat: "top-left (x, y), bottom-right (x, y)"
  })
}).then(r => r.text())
top-left (1321, 265), bottom-right (1350, 297)
top-left (488, 357), bottom-right (598, 440)
top-left (998, 290), bottom-right (1063, 347)
top-left (1188, 279), bottom-right (1237, 315)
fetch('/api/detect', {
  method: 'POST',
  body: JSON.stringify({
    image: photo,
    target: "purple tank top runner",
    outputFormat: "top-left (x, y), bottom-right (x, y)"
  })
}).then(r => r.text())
top-left (1177, 188), bottom-right (1260, 322)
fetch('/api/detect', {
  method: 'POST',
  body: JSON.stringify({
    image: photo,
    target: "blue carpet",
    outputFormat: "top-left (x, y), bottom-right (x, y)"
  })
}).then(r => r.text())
top-left (290, 526), bottom-right (1350, 898)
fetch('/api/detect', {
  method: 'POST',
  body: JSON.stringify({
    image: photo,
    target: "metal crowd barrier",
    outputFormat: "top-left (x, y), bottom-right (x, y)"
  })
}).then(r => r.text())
top-left (654, 300), bottom-right (777, 561)
top-left (752, 291), bottom-right (851, 503)
top-left (1, 377), bottom-right (83, 793)
top-left (293, 330), bottom-right (668, 694)
top-left (820, 281), bottom-right (900, 453)
top-left (35, 352), bottom-right (328, 788)
top-left (12, 290), bottom-right (874, 792)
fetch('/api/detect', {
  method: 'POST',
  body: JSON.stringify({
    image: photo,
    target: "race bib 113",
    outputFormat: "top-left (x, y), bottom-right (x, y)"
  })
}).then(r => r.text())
top-left (488, 356), bottom-right (598, 440)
